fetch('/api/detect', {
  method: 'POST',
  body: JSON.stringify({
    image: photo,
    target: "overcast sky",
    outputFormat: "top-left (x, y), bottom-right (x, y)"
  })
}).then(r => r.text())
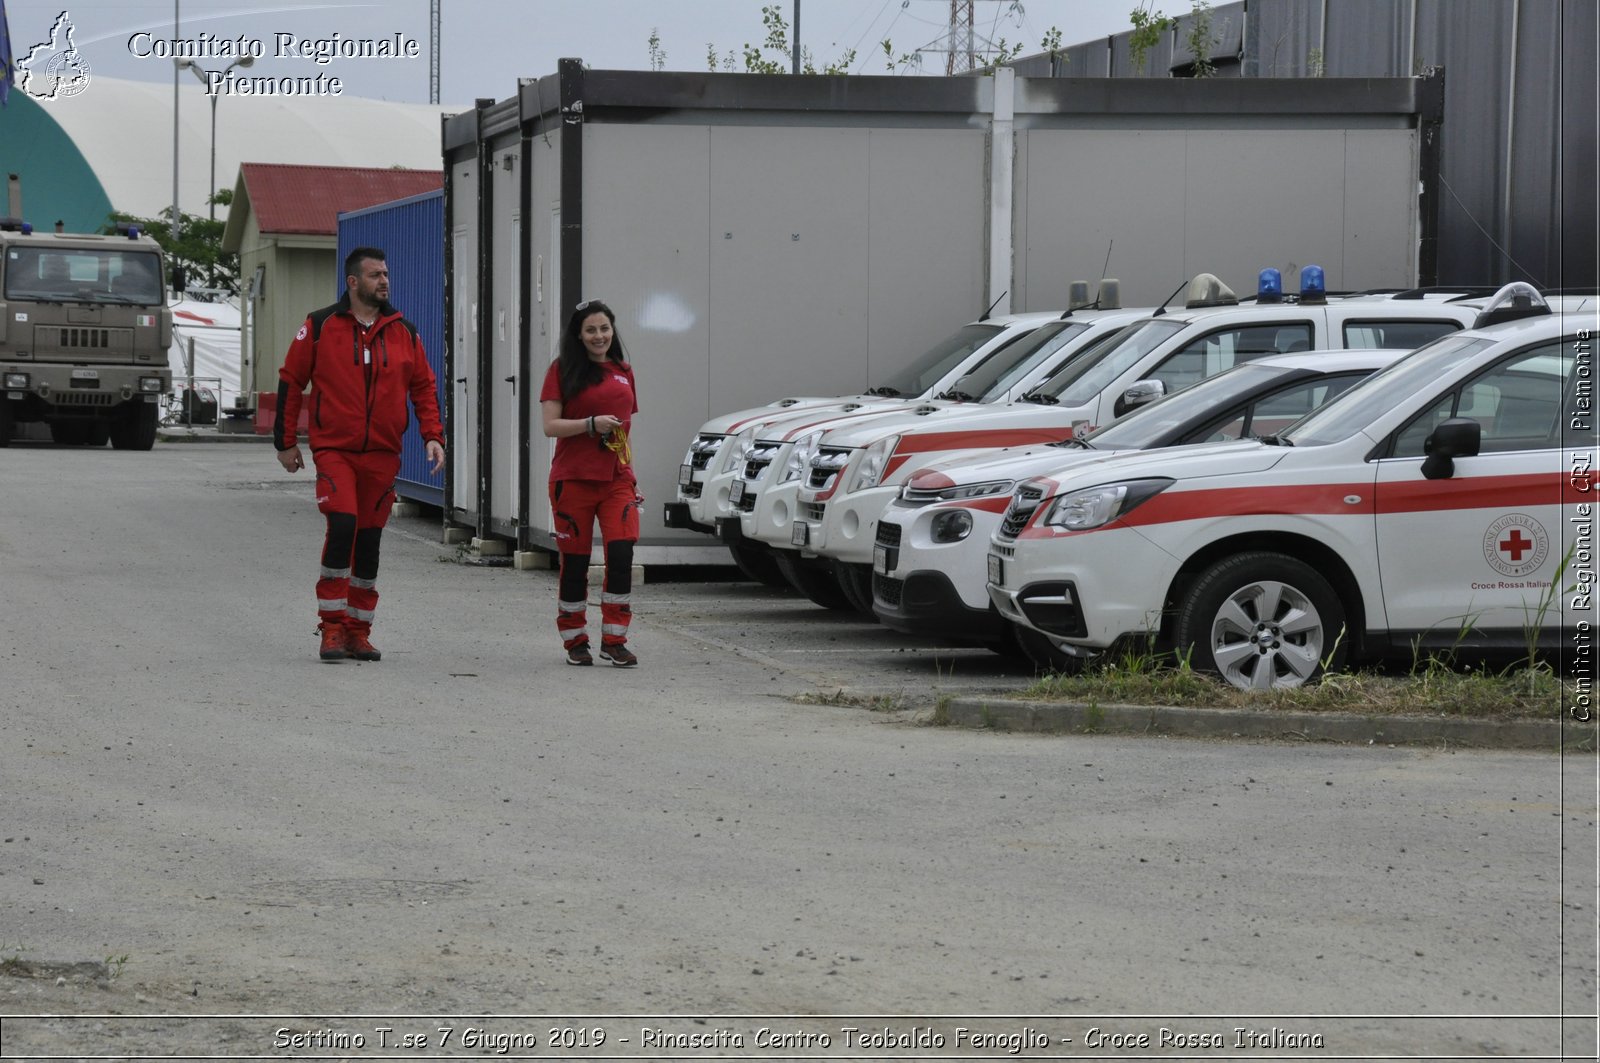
top-left (5, 0), bottom-right (1143, 106)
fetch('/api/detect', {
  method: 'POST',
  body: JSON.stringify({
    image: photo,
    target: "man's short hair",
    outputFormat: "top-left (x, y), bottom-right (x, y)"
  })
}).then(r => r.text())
top-left (344, 246), bottom-right (386, 280)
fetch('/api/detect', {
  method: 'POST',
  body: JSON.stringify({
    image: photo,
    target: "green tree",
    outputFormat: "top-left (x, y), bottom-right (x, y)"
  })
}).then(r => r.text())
top-left (1128, 3), bottom-right (1173, 76)
top-left (105, 189), bottom-right (238, 296)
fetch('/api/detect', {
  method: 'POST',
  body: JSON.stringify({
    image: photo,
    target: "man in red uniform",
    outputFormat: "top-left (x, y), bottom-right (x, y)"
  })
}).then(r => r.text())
top-left (274, 247), bottom-right (445, 662)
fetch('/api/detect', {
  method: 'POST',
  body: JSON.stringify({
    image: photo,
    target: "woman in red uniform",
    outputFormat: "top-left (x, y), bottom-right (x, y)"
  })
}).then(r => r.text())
top-left (539, 299), bottom-right (641, 666)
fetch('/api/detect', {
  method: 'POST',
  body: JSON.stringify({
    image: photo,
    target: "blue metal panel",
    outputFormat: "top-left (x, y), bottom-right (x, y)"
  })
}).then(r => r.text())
top-left (337, 190), bottom-right (446, 506)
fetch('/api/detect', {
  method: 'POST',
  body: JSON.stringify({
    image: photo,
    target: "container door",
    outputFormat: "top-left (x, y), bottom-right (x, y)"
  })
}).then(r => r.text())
top-left (487, 144), bottom-right (522, 538)
top-left (449, 209), bottom-right (479, 527)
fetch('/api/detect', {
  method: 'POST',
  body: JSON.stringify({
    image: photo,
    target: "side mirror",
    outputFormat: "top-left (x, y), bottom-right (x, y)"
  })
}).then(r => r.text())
top-left (169, 264), bottom-right (187, 297)
top-left (1420, 417), bottom-right (1481, 480)
top-left (1115, 379), bottom-right (1165, 418)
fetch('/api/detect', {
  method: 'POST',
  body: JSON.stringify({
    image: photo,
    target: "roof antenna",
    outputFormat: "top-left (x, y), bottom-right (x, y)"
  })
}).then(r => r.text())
top-left (1151, 276), bottom-right (1187, 317)
top-left (977, 290), bottom-right (1007, 322)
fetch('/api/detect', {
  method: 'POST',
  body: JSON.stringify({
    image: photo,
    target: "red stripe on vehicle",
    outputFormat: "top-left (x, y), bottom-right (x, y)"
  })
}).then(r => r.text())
top-left (896, 428), bottom-right (1066, 454)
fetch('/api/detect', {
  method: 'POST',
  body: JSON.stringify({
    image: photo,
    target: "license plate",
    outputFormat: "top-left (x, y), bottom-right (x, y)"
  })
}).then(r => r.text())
top-left (677, 463), bottom-right (692, 486)
top-left (987, 553), bottom-right (1003, 586)
top-left (791, 522), bottom-right (809, 547)
top-left (729, 479), bottom-right (745, 505)
top-left (873, 543), bottom-right (889, 575)
top-left (71, 369), bottom-right (99, 380)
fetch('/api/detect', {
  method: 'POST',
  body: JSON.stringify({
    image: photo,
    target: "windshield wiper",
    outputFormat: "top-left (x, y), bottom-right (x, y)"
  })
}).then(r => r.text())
top-left (1019, 391), bottom-right (1059, 405)
top-left (864, 385), bottom-right (902, 397)
top-left (939, 390), bottom-right (977, 402)
top-left (1256, 434), bottom-right (1295, 447)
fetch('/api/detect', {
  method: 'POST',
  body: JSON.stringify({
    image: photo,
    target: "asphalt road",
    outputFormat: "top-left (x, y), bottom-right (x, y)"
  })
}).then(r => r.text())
top-left (1, 442), bottom-right (1595, 1060)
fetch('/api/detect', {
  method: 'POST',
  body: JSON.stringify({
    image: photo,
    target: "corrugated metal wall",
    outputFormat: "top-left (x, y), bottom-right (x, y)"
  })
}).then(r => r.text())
top-left (1012, 0), bottom-right (1596, 289)
top-left (336, 190), bottom-right (447, 506)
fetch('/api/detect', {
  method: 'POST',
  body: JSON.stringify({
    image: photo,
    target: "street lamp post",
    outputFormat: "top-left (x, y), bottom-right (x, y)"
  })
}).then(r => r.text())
top-left (182, 55), bottom-right (254, 222)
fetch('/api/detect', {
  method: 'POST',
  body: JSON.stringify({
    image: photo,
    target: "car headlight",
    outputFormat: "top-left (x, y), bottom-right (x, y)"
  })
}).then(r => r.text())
top-left (848, 435), bottom-right (899, 493)
top-left (929, 509), bottom-right (974, 543)
top-left (4, 372), bottom-right (29, 389)
top-left (717, 426), bottom-right (757, 474)
top-left (1040, 478), bottom-right (1174, 531)
top-left (139, 376), bottom-right (165, 393)
top-left (781, 429), bottom-right (824, 483)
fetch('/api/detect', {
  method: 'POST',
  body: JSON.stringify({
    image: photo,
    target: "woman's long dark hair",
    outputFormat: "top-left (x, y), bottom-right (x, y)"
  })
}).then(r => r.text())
top-left (556, 300), bottom-right (629, 403)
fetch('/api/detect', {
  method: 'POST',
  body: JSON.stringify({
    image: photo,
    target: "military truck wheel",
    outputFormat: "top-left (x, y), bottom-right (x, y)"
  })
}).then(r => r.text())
top-left (111, 403), bottom-right (159, 451)
top-left (87, 419), bottom-right (111, 447)
top-left (0, 400), bottom-right (12, 448)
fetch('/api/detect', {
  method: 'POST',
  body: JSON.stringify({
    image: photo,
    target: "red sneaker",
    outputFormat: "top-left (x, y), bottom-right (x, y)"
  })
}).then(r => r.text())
top-left (318, 623), bottom-right (349, 661)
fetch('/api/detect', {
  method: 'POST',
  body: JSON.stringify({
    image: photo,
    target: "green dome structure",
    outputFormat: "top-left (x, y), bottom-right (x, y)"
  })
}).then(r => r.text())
top-left (0, 90), bottom-right (114, 232)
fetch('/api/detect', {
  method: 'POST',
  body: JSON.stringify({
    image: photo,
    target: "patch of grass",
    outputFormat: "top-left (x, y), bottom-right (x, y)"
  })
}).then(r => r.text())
top-left (1021, 654), bottom-right (1569, 719)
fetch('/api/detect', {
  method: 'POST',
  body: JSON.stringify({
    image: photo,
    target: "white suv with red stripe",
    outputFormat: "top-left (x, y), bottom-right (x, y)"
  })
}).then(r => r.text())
top-left (987, 285), bottom-right (1595, 688)
top-left (790, 277), bottom-right (1481, 612)
top-left (666, 309), bottom-right (1071, 539)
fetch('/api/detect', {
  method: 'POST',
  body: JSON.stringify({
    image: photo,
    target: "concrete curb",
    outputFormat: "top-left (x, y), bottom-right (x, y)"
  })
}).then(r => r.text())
top-left (939, 697), bottom-right (1596, 751)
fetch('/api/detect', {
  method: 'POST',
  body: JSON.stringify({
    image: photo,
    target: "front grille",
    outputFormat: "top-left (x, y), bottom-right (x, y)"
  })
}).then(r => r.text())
top-left (741, 442), bottom-right (781, 480)
top-left (900, 485), bottom-right (947, 504)
top-left (799, 501), bottom-right (825, 523)
top-left (682, 482), bottom-right (702, 499)
top-left (805, 446), bottom-right (852, 491)
top-left (997, 484), bottom-right (1046, 540)
top-left (736, 487), bottom-right (758, 513)
top-left (687, 434), bottom-right (723, 472)
top-left (52, 390), bottom-right (119, 407)
top-left (875, 523), bottom-right (902, 549)
top-left (34, 325), bottom-right (133, 355)
top-left (873, 572), bottom-right (903, 608)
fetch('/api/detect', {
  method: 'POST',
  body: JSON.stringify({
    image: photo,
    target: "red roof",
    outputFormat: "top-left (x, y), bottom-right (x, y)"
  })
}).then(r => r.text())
top-left (238, 163), bottom-right (442, 237)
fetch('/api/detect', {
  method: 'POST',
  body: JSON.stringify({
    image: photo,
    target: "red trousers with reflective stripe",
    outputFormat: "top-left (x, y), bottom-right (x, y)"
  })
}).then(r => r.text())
top-left (550, 477), bottom-right (640, 648)
top-left (314, 450), bottom-right (400, 634)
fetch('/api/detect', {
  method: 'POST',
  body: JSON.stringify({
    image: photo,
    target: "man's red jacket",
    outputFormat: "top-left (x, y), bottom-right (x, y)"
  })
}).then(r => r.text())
top-left (274, 294), bottom-right (444, 455)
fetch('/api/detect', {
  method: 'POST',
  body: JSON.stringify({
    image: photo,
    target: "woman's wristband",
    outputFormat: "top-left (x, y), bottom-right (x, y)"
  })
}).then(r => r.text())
top-left (586, 415), bottom-right (595, 437)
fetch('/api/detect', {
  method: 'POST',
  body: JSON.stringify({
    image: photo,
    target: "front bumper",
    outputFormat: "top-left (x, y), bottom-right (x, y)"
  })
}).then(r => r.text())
top-left (793, 484), bottom-right (898, 565)
top-left (874, 568), bottom-right (1009, 644)
top-left (986, 529), bottom-right (1179, 650)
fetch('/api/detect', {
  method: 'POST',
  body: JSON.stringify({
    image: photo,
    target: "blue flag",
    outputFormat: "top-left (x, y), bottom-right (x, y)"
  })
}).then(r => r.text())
top-left (0, 0), bottom-right (12, 107)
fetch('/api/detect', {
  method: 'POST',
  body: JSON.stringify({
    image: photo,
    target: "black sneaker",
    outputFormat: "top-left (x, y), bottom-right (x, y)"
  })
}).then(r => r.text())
top-left (599, 643), bottom-right (638, 667)
top-left (566, 642), bottom-right (593, 666)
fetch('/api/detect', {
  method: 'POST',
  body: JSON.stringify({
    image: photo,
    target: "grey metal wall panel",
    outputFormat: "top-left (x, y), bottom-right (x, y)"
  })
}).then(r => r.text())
top-left (1415, 0), bottom-right (1516, 284)
top-left (1557, 0), bottom-right (1598, 288)
top-left (486, 132), bottom-right (522, 535)
top-left (1182, 130), bottom-right (1358, 288)
top-left (1324, 0), bottom-right (1415, 76)
top-left (1063, 39), bottom-right (1112, 78)
top-left (579, 123), bottom-right (713, 548)
top-left (1341, 129), bottom-right (1423, 284)
top-left (706, 126), bottom-right (871, 411)
top-left (446, 156), bottom-right (479, 526)
top-left (1015, 130), bottom-right (1190, 308)
top-left (1017, 126), bottom-right (1419, 305)
top-left (864, 128), bottom-right (988, 383)
top-left (526, 128), bottom-right (563, 543)
top-left (1250, 0), bottom-right (1321, 77)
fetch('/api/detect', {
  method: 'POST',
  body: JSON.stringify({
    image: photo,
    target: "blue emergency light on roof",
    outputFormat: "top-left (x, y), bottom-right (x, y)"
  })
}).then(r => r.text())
top-left (19, 222), bottom-right (32, 235)
top-left (1299, 264), bottom-right (1327, 304)
top-left (1257, 268), bottom-right (1283, 303)
top-left (126, 225), bottom-right (140, 239)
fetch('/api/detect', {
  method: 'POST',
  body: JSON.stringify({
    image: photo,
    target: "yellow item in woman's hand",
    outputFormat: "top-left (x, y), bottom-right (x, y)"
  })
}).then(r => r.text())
top-left (603, 425), bottom-right (631, 467)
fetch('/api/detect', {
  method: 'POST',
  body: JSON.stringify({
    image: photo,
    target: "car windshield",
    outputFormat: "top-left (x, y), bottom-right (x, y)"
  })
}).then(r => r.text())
top-left (1281, 335), bottom-right (1495, 446)
top-left (870, 323), bottom-right (1003, 396)
top-left (1026, 319), bottom-right (1186, 406)
top-left (965, 320), bottom-right (1089, 400)
top-left (4, 246), bottom-right (163, 305)
top-left (1079, 362), bottom-right (1294, 449)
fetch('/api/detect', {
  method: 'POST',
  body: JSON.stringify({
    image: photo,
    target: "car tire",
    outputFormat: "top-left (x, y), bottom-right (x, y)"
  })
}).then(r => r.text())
top-left (727, 541), bottom-right (787, 588)
top-left (111, 403), bottom-right (158, 451)
top-left (1175, 551), bottom-right (1347, 690)
top-left (833, 561), bottom-right (880, 622)
top-left (772, 550), bottom-right (853, 612)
